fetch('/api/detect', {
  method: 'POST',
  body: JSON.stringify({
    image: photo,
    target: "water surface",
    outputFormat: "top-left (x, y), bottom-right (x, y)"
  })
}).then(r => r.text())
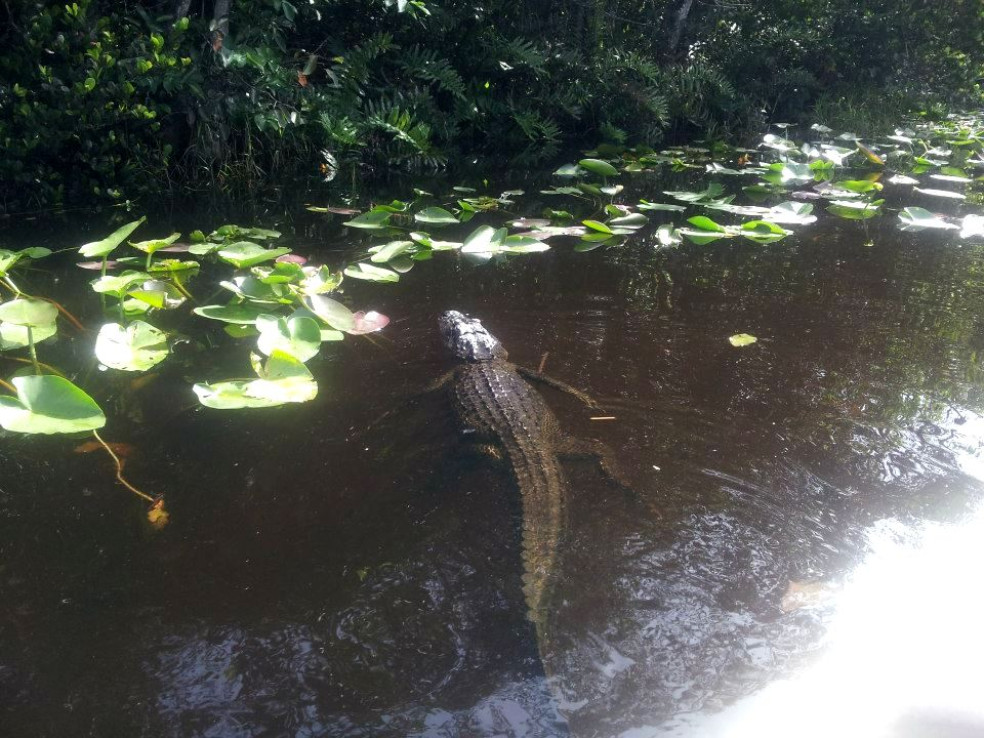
top-left (2, 201), bottom-right (984, 736)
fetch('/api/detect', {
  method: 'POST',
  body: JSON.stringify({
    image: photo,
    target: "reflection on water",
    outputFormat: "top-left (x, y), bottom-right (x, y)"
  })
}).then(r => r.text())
top-left (662, 499), bottom-right (984, 738)
top-left (3, 213), bottom-right (984, 736)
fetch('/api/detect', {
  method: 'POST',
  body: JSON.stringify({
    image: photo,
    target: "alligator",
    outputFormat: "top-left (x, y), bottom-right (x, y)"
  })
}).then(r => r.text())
top-left (438, 310), bottom-right (623, 636)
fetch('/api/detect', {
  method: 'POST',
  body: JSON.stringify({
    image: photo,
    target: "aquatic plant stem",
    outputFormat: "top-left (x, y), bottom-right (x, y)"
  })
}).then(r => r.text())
top-left (26, 327), bottom-right (40, 375)
top-left (0, 377), bottom-right (16, 393)
top-left (1, 356), bottom-right (68, 377)
top-left (91, 430), bottom-right (156, 503)
top-left (3, 275), bottom-right (21, 295)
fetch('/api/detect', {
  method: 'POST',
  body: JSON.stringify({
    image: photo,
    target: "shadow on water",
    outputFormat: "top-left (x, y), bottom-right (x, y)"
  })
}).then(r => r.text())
top-left (3, 205), bottom-right (984, 736)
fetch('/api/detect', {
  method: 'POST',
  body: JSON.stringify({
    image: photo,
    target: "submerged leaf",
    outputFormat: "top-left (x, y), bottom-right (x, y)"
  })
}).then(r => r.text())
top-left (728, 333), bottom-right (758, 347)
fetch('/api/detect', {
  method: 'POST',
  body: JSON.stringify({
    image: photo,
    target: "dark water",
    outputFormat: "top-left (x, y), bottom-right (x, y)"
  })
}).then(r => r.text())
top-left (3, 203), bottom-right (984, 736)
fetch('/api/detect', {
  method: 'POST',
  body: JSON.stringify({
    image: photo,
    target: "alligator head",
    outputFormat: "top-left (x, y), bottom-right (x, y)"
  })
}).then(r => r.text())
top-left (439, 310), bottom-right (509, 362)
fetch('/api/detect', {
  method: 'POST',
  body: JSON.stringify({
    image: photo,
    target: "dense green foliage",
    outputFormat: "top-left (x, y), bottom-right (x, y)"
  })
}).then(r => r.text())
top-left (1, 0), bottom-right (981, 210)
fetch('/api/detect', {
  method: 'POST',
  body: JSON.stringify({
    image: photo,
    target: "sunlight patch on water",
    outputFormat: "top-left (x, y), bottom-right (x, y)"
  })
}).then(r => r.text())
top-left (652, 497), bottom-right (984, 738)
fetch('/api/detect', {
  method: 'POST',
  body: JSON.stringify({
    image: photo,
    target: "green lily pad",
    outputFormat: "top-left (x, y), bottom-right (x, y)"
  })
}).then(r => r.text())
top-left (0, 321), bottom-right (58, 350)
top-left (302, 294), bottom-right (355, 332)
top-left (579, 158), bottom-right (619, 177)
top-left (193, 351), bottom-right (318, 409)
top-left (79, 217), bottom-right (146, 258)
top-left (0, 375), bottom-right (106, 434)
top-left (193, 303), bottom-right (270, 324)
top-left (217, 242), bottom-right (292, 269)
top-left (0, 298), bottom-right (58, 328)
top-left (256, 314), bottom-right (321, 362)
top-left (95, 321), bottom-right (170, 371)
top-left (414, 207), bottom-right (459, 225)
top-left (343, 263), bottom-right (400, 282)
top-left (898, 207), bottom-right (958, 230)
top-left (129, 232), bottom-right (180, 255)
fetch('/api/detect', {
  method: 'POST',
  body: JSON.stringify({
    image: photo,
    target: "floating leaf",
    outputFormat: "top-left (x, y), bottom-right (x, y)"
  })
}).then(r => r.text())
top-left (349, 311), bottom-right (390, 335)
top-left (193, 351), bottom-right (318, 410)
top-left (728, 333), bottom-right (758, 347)
top-left (0, 321), bottom-right (57, 350)
top-left (193, 303), bottom-right (269, 324)
top-left (344, 263), bottom-right (400, 282)
top-left (637, 201), bottom-right (687, 212)
top-left (582, 220), bottom-right (613, 234)
top-left (303, 294), bottom-right (355, 332)
top-left (898, 207), bottom-right (958, 230)
top-left (686, 216), bottom-right (726, 232)
top-left (217, 242), bottom-right (292, 269)
top-left (95, 321), bottom-right (169, 371)
top-left (256, 314), bottom-right (321, 362)
top-left (0, 298), bottom-right (57, 327)
top-left (579, 158), bottom-right (619, 177)
top-left (370, 240), bottom-right (415, 263)
top-left (0, 375), bottom-right (106, 434)
top-left (79, 217), bottom-right (146, 258)
top-left (461, 225), bottom-right (507, 253)
top-left (129, 232), bottom-right (180, 255)
top-left (414, 207), bottom-right (459, 225)
top-left (343, 210), bottom-right (393, 230)
top-left (826, 200), bottom-right (882, 220)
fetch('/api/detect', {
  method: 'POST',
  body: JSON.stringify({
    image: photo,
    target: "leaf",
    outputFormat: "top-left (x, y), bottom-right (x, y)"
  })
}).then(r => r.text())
top-left (637, 201), bottom-right (687, 212)
top-left (90, 270), bottom-right (152, 298)
top-left (79, 217), bottom-right (146, 258)
top-left (344, 263), bottom-right (400, 282)
top-left (608, 212), bottom-right (649, 228)
top-left (193, 352), bottom-right (318, 409)
top-left (370, 240), bottom-right (415, 263)
top-left (302, 294), bottom-right (355, 332)
top-left (898, 207), bottom-right (958, 230)
top-left (664, 182), bottom-right (725, 203)
top-left (729, 333), bottom-right (758, 347)
top-left (193, 303), bottom-right (269, 324)
top-left (0, 375), bottom-right (105, 434)
top-left (0, 298), bottom-right (57, 327)
top-left (256, 314), bottom-right (321, 362)
top-left (686, 216), bottom-right (726, 232)
top-left (343, 210), bottom-right (393, 230)
top-left (95, 321), bottom-right (169, 371)
top-left (578, 158), bottom-right (619, 177)
top-left (348, 311), bottom-right (390, 335)
top-left (217, 242), bottom-right (292, 269)
top-left (461, 225), bottom-right (506, 253)
top-left (826, 200), bottom-right (882, 220)
top-left (654, 225), bottom-right (682, 247)
top-left (129, 232), bottom-right (180, 255)
top-left (582, 220), bottom-right (613, 234)
top-left (414, 207), bottom-right (459, 225)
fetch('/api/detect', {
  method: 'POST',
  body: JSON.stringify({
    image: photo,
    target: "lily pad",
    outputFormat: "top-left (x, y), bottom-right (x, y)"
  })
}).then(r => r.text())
top-left (193, 351), bottom-right (318, 409)
top-left (95, 321), bottom-right (170, 371)
top-left (217, 242), bottom-right (292, 269)
top-left (579, 158), bottom-right (619, 177)
top-left (79, 217), bottom-right (146, 258)
top-left (0, 375), bottom-right (105, 434)
top-left (256, 314), bottom-right (321, 362)
top-left (0, 298), bottom-right (58, 328)
top-left (898, 207), bottom-right (958, 230)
